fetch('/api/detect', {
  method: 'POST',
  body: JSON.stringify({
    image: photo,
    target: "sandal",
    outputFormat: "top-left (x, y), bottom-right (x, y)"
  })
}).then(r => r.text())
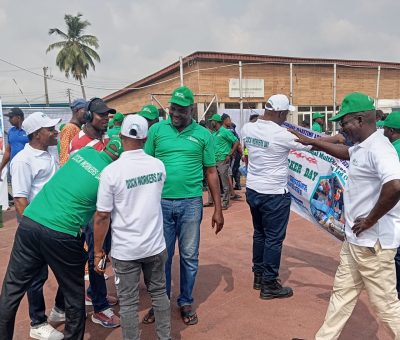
top-left (180, 306), bottom-right (198, 325)
top-left (203, 202), bottom-right (214, 207)
top-left (142, 308), bottom-right (155, 324)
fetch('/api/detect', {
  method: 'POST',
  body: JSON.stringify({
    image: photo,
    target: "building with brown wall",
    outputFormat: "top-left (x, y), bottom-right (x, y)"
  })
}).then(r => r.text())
top-left (103, 51), bottom-right (400, 128)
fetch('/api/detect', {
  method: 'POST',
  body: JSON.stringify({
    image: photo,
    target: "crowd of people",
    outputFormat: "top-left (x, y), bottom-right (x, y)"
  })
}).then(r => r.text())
top-left (0, 85), bottom-right (399, 340)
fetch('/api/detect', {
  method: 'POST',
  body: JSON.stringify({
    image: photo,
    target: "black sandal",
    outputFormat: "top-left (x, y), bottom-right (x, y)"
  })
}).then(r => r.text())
top-left (180, 306), bottom-right (198, 325)
top-left (142, 308), bottom-right (155, 324)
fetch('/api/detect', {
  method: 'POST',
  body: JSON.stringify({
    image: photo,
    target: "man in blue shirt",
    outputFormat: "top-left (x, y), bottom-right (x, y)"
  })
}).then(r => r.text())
top-left (0, 108), bottom-right (28, 181)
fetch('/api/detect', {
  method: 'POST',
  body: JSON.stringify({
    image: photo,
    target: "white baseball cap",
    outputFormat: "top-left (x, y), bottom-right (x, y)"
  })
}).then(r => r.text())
top-left (265, 94), bottom-right (295, 112)
top-left (22, 112), bottom-right (61, 135)
top-left (121, 114), bottom-right (148, 139)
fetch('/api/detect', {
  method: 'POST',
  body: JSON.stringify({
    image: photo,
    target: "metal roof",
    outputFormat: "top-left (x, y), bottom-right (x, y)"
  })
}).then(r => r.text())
top-left (103, 51), bottom-right (400, 102)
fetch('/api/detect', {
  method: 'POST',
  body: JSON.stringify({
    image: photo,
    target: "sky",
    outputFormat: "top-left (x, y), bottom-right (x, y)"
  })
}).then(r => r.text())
top-left (1, 0), bottom-right (400, 105)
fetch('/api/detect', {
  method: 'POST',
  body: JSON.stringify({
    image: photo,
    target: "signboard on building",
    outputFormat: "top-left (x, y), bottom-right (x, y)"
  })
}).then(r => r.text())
top-left (229, 79), bottom-right (264, 98)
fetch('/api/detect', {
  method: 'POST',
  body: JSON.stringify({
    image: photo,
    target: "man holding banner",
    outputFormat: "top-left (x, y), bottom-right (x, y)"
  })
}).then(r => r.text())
top-left (291, 93), bottom-right (400, 339)
top-left (242, 94), bottom-right (312, 300)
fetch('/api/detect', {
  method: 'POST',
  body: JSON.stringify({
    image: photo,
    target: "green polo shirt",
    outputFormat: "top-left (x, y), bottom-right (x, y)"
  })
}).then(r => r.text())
top-left (312, 122), bottom-right (323, 133)
top-left (392, 139), bottom-right (400, 159)
top-left (107, 126), bottom-right (121, 139)
top-left (24, 147), bottom-right (113, 236)
top-left (212, 126), bottom-right (238, 162)
top-left (144, 118), bottom-right (215, 199)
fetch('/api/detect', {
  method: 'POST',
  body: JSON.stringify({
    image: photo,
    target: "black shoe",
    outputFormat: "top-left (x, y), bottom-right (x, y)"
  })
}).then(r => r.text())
top-left (260, 279), bottom-right (293, 300)
top-left (253, 274), bottom-right (262, 290)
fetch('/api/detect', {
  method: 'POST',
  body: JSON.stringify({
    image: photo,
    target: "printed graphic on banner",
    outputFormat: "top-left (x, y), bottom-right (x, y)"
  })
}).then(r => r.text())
top-left (283, 122), bottom-right (348, 240)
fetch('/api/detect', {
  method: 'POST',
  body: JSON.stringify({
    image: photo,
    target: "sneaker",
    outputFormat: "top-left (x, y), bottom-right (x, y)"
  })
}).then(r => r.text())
top-left (253, 273), bottom-right (262, 290)
top-left (30, 322), bottom-right (64, 340)
top-left (48, 306), bottom-right (65, 323)
top-left (260, 279), bottom-right (293, 300)
top-left (91, 308), bottom-right (120, 328)
top-left (85, 295), bottom-right (118, 306)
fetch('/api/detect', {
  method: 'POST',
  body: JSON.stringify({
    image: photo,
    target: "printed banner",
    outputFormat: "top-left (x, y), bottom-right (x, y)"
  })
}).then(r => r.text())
top-left (283, 122), bottom-right (348, 240)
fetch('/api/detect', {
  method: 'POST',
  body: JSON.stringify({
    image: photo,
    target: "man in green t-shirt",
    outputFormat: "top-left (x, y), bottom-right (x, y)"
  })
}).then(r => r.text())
top-left (107, 112), bottom-right (124, 138)
top-left (138, 104), bottom-right (160, 128)
top-left (206, 114), bottom-right (239, 210)
top-left (143, 86), bottom-right (224, 326)
top-left (0, 138), bottom-right (123, 340)
top-left (312, 112), bottom-right (324, 133)
top-left (383, 111), bottom-right (400, 298)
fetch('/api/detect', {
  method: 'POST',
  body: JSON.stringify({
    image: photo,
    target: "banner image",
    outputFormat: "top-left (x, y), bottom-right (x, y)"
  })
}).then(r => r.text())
top-left (283, 122), bottom-right (348, 240)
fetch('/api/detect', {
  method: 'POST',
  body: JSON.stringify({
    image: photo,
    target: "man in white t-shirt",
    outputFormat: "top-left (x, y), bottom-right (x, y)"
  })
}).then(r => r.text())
top-left (10, 112), bottom-right (64, 340)
top-left (93, 114), bottom-right (170, 340)
top-left (241, 94), bottom-right (312, 300)
top-left (291, 92), bottom-right (400, 339)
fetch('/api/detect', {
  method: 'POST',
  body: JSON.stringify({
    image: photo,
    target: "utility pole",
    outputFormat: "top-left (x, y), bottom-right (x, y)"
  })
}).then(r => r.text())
top-left (43, 67), bottom-right (49, 106)
top-left (66, 88), bottom-right (72, 105)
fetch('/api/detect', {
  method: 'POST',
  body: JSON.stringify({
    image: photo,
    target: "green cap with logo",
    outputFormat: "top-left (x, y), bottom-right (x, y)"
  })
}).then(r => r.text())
top-left (113, 112), bottom-right (125, 123)
top-left (104, 137), bottom-right (124, 158)
top-left (312, 112), bottom-right (324, 120)
top-left (169, 86), bottom-right (194, 107)
top-left (330, 92), bottom-right (375, 122)
top-left (138, 105), bottom-right (159, 120)
top-left (383, 111), bottom-right (400, 129)
top-left (208, 114), bottom-right (222, 122)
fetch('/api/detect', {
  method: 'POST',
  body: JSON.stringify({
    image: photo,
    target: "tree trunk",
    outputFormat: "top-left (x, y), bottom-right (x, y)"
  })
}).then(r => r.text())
top-left (79, 76), bottom-right (86, 99)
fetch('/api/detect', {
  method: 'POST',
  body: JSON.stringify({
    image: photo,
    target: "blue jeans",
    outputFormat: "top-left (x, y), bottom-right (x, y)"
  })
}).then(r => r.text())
top-left (84, 220), bottom-right (111, 313)
top-left (246, 188), bottom-right (291, 282)
top-left (161, 197), bottom-right (203, 307)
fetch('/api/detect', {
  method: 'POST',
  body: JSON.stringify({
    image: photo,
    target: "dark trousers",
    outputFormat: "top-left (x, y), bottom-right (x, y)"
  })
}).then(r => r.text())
top-left (0, 217), bottom-right (86, 340)
top-left (395, 247), bottom-right (400, 296)
top-left (246, 188), bottom-right (291, 282)
top-left (231, 153), bottom-right (241, 188)
top-left (28, 265), bottom-right (65, 326)
top-left (84, 220), bottom-right (111, 312)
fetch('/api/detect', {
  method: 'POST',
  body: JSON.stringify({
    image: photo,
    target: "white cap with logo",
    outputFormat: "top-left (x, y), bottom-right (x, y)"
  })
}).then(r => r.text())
top-left (121, 114), bottom-right (148, 139)
top-left (265, 94), bottom-right (295, 112)
top-left (22, 112), bottom-right (62, 135)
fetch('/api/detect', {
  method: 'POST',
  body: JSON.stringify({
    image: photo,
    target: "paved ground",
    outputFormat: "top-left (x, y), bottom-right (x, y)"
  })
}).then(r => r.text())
top-left (0, 190), bottom-right (392, 340)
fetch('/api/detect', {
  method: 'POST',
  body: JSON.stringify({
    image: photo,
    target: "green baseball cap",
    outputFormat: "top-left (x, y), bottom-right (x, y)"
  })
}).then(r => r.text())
top-left (312, 112), bottom-right (324, 120)
top-left (208, 114), bottom-right (222, 122)
top-left (169, 86), bottom-right (194, 107)
top-left (383, 111), bottom-right (400, 129)
top-left (104, 137), bottom-right (124, 158)
top-left (113, 112), bottom-right (125, 123)
top-left (138, 105), bottom-right (159, 120)
top-left (330, 92), bottom-right (375, 122)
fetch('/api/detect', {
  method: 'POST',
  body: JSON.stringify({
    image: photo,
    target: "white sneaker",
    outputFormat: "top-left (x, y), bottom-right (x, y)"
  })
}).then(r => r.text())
top-left (29, 322), bottom-right (64, 340)
top-left (48, 307), bottom-right (66, 323)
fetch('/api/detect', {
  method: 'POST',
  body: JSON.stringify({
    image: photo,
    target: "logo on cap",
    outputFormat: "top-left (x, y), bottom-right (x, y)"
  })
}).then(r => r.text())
top-left (175, 92), bottom-right (185, 99)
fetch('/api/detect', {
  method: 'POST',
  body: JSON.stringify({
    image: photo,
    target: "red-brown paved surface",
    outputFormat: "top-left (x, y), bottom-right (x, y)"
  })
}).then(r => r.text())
top-left (0, 191), bottom-right (392, 340)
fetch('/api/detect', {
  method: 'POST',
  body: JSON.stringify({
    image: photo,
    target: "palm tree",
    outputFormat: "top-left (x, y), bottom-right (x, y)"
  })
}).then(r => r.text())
top-left (46, 13), bottom-right (100, 99)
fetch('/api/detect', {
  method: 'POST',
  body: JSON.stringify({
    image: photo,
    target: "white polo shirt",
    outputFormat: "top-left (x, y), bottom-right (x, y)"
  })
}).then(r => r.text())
top-left (97, 149), bottom-right (166, 261)
top-left (345, 131), bottom-right (400, 249)
top-left (11, 144), bottom-right (58, 202)
top-left (242, 119), bottom-right (312, 194)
